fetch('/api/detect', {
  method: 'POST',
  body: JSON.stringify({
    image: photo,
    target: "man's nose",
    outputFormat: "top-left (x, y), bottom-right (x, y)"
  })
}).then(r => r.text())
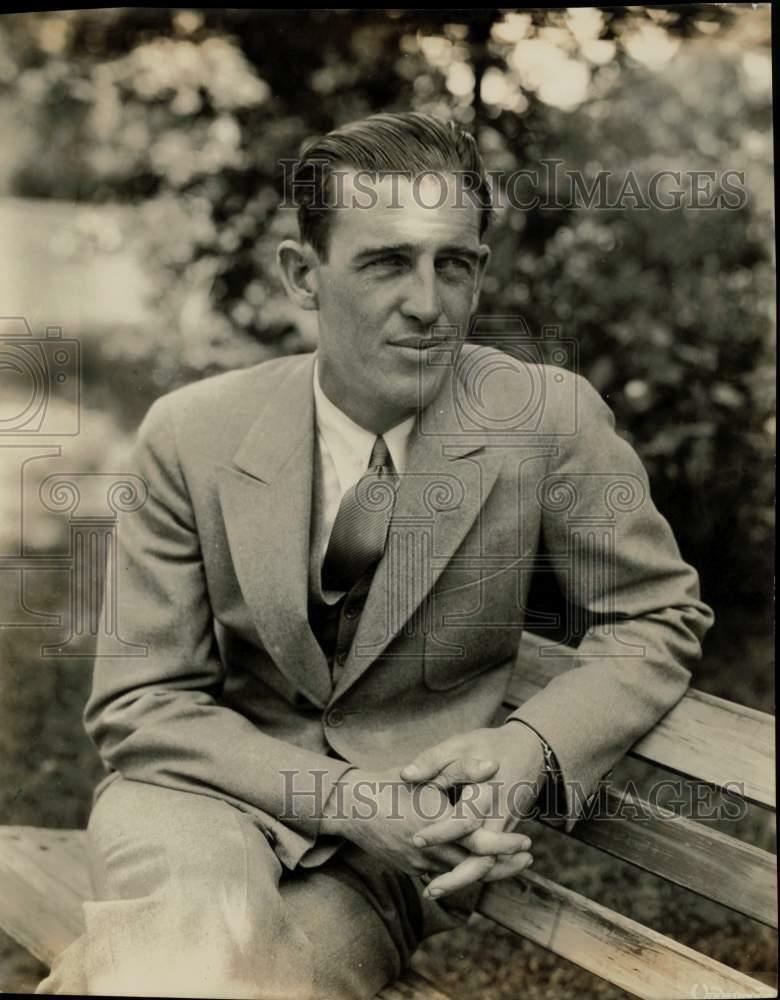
top-left (399, 264), bottom-right (443, 326)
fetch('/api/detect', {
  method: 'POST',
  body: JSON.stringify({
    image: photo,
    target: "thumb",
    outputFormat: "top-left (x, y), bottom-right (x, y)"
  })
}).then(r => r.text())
top-left (400, 740), bottom-right (459, 782)
top-left (402, 753), bottom-right (499, 789)
top-left (426, 757), bottom-right (500, 792)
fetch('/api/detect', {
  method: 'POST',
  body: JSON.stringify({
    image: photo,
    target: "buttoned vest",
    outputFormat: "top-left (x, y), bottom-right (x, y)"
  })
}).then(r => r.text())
top-left (307, 440), bottom-right (374, 688)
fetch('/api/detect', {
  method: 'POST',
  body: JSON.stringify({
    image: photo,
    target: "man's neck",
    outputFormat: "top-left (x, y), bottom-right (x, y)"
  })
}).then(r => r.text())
top-left (315, 365), bottom-right (416, 437)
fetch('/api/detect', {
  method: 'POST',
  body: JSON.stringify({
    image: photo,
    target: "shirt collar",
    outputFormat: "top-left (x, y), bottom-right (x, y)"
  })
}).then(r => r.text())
top-left (313, 358), bottom-right (415, 491)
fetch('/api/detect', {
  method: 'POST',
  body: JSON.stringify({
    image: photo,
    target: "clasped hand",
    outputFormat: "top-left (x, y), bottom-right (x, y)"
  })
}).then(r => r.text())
top-left (324, 723), bottom-right (546, 899)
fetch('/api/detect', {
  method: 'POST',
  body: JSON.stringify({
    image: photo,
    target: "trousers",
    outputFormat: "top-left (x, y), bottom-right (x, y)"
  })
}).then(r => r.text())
top-left (36, 776), bottom-right (468, 999)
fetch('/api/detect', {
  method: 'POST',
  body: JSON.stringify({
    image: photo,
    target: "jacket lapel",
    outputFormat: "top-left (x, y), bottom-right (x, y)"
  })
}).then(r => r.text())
top-left (333, 368), bottom-right (506, 700)
top-left (216, 355), bottom-right (332, 708)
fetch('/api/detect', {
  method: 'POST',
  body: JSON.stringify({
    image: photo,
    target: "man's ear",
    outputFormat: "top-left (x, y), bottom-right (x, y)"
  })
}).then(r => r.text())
top-left (277, 240), bottom-right (320, 311)
top-left (471, 243), bottom-right (492, 312)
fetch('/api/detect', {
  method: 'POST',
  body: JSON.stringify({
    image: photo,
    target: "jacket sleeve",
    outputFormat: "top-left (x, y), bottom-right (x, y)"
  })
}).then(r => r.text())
top-left (507, 370), bottom-right (715, 832)
top-left (84, 393), bottom-right (352, 868)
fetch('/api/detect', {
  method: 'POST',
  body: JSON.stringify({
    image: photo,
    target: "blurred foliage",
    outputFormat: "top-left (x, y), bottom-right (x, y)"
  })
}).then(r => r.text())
top-left (0, 6), bottom-right (773, 617)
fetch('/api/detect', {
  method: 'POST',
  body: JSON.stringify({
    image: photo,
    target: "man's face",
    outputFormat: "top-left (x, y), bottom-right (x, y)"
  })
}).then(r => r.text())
top-left (312, 169), bottom-right (490, 431)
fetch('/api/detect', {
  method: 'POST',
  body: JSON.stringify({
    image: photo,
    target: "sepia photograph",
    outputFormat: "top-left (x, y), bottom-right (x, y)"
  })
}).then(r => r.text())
top-left (0, 6), bottom-right (775, 999)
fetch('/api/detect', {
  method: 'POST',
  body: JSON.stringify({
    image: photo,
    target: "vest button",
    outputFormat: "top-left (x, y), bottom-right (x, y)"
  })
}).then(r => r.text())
top-left (326, 708), bottom-right (345, 728)
top-left (335, 650), bottom-right (348, 666)
top-left (344, 605), bottom-right (360, 620)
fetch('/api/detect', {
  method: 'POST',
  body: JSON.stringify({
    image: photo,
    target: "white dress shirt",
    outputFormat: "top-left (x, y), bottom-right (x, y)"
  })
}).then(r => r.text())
top-left (312, 359), bottom-right (415, 601)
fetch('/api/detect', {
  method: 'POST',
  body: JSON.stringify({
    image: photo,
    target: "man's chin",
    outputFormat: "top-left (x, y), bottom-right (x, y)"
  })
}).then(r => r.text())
top-left (384, 365), bottom-right (452, 418)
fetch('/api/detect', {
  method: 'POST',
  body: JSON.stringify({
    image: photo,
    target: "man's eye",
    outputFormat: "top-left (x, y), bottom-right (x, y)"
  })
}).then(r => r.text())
top-left (437, 257), bottom-right (473, 276)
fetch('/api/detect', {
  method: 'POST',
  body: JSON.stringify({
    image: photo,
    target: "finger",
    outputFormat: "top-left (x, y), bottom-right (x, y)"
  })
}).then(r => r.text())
top-left (402, 747), bottom-right (497, 785)
top-left (412, 853), bottom-right (456, 875)
top-left (480, 852), bottom-right (534, 882)
top-left (416, 810), bottom-right (484, 845)
top-left (410, 840), bottom-right (471, 876)
top-left (458, 828), bottom-right (532, 857)
top-left (463, 779), bottom-right (535, 833)
top-left (426, 757), bottom-right (499, 791)
top-left (458, 777), bottom-right (506, 825)
top-left (400, 742), bottom-right (458, 783)
top-left (400, 740), bottom-right (467, 783)
top-left (413, 810), bottom-right (483, 847)
top-left (424, 854), bottom-right (496, 898)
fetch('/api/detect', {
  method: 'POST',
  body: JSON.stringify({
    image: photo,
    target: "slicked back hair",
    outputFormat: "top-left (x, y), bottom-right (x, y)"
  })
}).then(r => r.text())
top-left (290, 112), bottom-right (493, 259)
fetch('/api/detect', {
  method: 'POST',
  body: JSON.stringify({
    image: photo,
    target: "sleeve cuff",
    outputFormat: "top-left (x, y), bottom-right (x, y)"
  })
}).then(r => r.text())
top-left (503, 716), bottom-right (568, 826)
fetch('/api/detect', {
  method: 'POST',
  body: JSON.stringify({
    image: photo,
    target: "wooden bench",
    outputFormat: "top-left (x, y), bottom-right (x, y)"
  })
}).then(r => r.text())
top-left (1, 632), bottom-right (776, 998)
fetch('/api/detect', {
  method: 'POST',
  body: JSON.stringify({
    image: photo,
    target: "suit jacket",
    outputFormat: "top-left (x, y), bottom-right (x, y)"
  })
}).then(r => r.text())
top-left (85, 346), bottom-right (714, 869)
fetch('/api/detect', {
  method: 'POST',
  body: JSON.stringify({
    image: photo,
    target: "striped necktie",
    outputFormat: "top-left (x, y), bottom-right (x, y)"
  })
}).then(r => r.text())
top-left (321, 436), bottom-right (399, 594)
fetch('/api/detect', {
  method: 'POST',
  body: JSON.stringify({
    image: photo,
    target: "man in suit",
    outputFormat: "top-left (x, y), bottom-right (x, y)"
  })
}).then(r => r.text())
top-left (38, 112), bottom-right (714, 998)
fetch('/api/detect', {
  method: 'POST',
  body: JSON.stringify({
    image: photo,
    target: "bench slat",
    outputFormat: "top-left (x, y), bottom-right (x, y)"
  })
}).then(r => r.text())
top-left (564, 786), bottom-right (778, 928)
top-left (509, 632), bottom-right (776, 808)
top-left (0, 828), bottom-right (88, 967)
top-left (478, 870), bottom-right (777, 999)
top-left (1, 827), bottom-right (92, 899)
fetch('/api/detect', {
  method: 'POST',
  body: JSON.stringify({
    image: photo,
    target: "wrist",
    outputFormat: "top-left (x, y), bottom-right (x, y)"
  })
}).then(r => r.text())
top-left (501, 719), bottom-right (551, 785)
top-left (505, 718), bottom-right (565, 806)
top-left (320, 767), bottom-right (373, 838)
top-left (502, 717), bottom-right (543, 758)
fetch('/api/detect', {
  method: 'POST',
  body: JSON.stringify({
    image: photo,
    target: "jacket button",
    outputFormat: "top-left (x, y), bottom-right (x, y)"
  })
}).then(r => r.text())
top-left (326, 708), bottom-right (345, 728)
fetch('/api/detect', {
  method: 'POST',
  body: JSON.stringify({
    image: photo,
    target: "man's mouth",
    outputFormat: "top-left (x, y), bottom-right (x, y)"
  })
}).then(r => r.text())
top-left (391, 335), bottom-right (455, 350)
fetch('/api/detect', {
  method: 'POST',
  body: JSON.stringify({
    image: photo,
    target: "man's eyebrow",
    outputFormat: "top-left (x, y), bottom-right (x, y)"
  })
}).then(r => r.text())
top-left (351, 243), bottom-right (480, 262)
top-left (352, 243), bottom-right (414, 262)
top-left (438, 245), bottom-right (480, 261)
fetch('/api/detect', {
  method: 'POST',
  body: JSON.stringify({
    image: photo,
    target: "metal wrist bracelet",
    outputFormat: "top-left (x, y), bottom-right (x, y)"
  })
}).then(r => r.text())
top-left (507, 718), bottom-right (560, 785)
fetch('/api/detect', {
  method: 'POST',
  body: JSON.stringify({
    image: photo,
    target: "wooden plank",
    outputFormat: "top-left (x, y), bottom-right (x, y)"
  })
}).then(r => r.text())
top-left (0, 861), bottom-right (82, 967)
top-left (1, 827), bottom-right (92, 898)
top-left (509, 631), bottom-right (776, 808)
top-left (562, 787), bottom-right (778, 928)
top-left (635, 689), bottom-right (776, 809)
top-left (0, 829), bottom-right (87, 966)
top-left (478, 871), bottom-right (777, 1000)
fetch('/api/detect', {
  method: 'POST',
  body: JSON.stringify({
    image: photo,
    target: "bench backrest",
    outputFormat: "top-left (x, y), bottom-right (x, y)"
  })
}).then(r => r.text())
top-left (475, 630), bottom-right (777, 999)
